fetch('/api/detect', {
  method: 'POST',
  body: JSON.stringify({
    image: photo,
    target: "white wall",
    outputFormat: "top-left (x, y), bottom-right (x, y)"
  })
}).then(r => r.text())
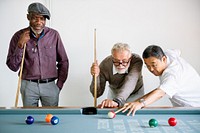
top-left (1, 0), bottom-right (200, 108)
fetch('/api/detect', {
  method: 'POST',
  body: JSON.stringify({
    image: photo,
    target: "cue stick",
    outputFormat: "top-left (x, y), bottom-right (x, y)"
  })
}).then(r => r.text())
top-left (114, 106), bottom-right (127, 114)
top-left (15, 43), bottom-right (26, 108)
top-left (93, 29), bottom-right (97, 107)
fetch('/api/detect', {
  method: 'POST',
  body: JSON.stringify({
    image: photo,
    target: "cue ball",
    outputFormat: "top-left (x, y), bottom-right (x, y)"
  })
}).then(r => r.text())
top-left (25, 116), bottom-right (34, 125)
top-left (45, 114), bottom-right (53, 123)
top-left (149, 118), bottom-right (158, 127)
top-left (51, 116), bottom-right (59, 125)
top-left (168, 117), bottom-right (177, 126)
top-left (108, 111), bottom-right (116, 119)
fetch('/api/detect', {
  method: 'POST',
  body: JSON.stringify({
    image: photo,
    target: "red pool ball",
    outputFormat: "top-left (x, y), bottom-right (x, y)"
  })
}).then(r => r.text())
top-left (168, 117), bottom-right (177, 126)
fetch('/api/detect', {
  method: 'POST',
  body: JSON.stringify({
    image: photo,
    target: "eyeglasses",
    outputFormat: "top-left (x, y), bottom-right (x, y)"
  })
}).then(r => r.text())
top-left (112, 57), bottom-right (131, 66)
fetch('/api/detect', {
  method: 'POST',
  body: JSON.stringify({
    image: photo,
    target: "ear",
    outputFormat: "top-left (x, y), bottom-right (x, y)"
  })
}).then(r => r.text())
top-left (27, 14), bottom-right (30, 20)
top-left (162, 56), bottom-right (167, 63)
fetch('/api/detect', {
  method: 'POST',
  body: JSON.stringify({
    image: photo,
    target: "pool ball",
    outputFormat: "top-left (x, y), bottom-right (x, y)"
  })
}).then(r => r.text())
top-left (168, 117), bottom-right (177, 126)
top-left (51, 116), bottom-right (59, 125)
top-left (149, 118), bottom-right (158, 127)
top-left (45, 114), bottom-right (53, 123)
top-left (108, 111), bottom-right (116, 119)
top-left (25, 116), bottom-right (34, 125)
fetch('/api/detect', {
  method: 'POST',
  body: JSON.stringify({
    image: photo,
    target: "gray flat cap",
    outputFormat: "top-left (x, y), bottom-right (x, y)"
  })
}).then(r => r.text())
top-left (28, 2), bottom-right (50, 20)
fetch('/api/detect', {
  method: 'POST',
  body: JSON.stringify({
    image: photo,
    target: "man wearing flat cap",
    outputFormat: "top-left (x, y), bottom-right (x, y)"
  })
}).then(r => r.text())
top-left (6, 2), bottom-right (69, 107)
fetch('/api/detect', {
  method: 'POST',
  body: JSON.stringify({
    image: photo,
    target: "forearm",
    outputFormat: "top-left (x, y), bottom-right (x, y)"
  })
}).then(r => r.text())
top-left (122, 88), bottom-right (166, 116)
top-left (6, 46), bottom-right (24, 72)
top-left (56, 38), bottom-right (69, 89)
top-left (115, 73), bottom-right (143, 105)
top-left (56, 59), bottom-right (69, 89)
top-left (90, 76), bottom-right (105, 97)
top-left (136, 88), bottom-right (166, 107)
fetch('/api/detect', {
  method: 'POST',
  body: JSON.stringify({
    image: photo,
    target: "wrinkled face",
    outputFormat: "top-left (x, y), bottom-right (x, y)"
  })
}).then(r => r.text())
top-left (27, 13), bottom-right (46, 33)
top-left (112, 50), bottom-right (131, 74)
top-left (143, 56), bottom-right (167, 76)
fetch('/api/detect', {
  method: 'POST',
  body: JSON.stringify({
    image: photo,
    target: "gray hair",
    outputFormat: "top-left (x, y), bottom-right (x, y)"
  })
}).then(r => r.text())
top-left (111, 43), bottom-right (132, 55)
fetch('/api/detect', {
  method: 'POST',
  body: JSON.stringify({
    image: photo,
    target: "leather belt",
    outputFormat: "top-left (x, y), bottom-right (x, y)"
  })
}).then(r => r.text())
top-left (28, 78), bottom-right (55, 83)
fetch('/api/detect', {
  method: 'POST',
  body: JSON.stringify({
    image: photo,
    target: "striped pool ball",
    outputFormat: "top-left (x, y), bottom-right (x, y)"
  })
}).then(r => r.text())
top-left (51, 116), bottom-right (59, 125)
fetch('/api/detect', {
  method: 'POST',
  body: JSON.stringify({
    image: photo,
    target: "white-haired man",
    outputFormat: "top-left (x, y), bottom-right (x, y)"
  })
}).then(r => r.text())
top-left (90, 43), bottom-right (144, 108)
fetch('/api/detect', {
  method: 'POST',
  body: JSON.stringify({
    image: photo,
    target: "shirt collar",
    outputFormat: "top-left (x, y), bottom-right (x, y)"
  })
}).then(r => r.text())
top-left (30, 27), bottom-right (45, 40)
top-left (166, 55), bottom-right (170, 65)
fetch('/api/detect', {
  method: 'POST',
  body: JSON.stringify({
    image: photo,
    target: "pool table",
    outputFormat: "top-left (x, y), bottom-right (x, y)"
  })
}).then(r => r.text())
top-left (0, 107), bottom-right (200, 133)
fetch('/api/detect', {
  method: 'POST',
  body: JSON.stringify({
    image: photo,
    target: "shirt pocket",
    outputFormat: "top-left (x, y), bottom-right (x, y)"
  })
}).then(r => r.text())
top-left (26, 45), bottom-right (38, 61)
top-left (44, 45), bottom-right (56, 58)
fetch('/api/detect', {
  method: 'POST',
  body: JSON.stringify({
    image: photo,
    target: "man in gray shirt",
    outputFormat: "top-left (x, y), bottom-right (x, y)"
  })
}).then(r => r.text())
top-left (90, 43), bottom-right (144, 108)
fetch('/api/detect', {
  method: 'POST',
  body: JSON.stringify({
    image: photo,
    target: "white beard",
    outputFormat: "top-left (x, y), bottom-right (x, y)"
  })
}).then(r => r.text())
top-left (116, 68), bottom-right (128, 74)
top-left (114, 63), bottom-right (130, 74)
top-left (30, 27), bottom-right (43, 35)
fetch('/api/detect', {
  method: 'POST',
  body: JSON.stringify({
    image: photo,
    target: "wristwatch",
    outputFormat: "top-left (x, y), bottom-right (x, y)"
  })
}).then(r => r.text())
top-left (139, 98), bottom-right (146, 107)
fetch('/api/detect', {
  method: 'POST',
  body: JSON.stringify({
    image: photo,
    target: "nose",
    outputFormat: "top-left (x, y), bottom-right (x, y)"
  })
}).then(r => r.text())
top-left (149, 67), bottom-right (154, 72)
top-left (116, 64), bottom-right (126, 69)
top-left (119, 63), bottom-right (123, 66)
top-left (35, 18), bottom-right (42, 23)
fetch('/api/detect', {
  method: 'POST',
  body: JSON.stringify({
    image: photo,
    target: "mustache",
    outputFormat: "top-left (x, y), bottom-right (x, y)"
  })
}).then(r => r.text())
top-left (116, 66), bottom-right (126, 69)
